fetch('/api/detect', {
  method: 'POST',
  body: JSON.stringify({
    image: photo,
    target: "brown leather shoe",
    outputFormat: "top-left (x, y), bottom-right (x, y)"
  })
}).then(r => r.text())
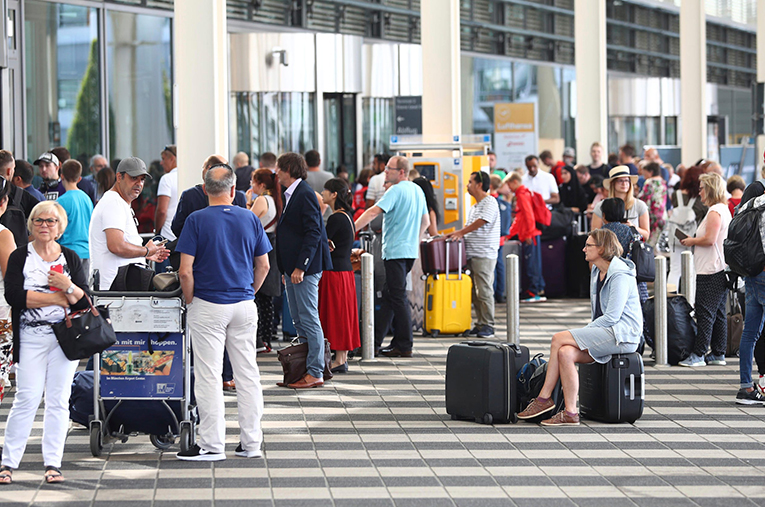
top-left (540, 410), bottom-right (580, 426)
top-left (379, 347), bottom-right (413, 358)
top-left (223, 380), bottom-right (236, 392)
top-left (517, 397), bottom-right (555, 420)
top-left (288, 374), bottom-right (324, 389)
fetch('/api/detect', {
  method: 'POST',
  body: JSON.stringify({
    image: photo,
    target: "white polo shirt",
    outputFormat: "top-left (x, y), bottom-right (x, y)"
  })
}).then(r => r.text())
top-left (522, 171), bottom-right (558, 200)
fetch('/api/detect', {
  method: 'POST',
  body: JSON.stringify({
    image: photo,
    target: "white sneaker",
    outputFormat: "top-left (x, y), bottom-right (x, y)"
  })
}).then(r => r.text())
top-left (176, 444), bottom-right (226, 461)
top-left (757, 376), bottom-right (765, 397)
top-left (235, 443), bottom-right (263, 458)
top-left (678, 353), bottom-right (706, 367)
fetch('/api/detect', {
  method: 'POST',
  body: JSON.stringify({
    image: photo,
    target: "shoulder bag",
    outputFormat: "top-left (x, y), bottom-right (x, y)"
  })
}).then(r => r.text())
top-left (52, 294), bottom-right (117, 361)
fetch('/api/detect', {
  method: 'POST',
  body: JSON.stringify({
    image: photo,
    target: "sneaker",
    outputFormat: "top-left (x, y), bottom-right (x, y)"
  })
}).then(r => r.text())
top-left (176, 444), bottom-right (226, 462)
top-left (517, 397), bottom-right (555, 420)
top-left (235, 443), bottom-right (263, 458)
top-left (540, 410), bottom-right (580, 426)
top-left (757, 376), bottom-right (765, 397)
top-left (735, 388), bottom-right (765, 405)
top-left (468, 325), bottom-right (481, 336)
top-left (477, 325), bottom-right (494, 338)
top-left (521, 295), bottom-right (547, 303)
top-left (705, 354), bottom-right (727, 366)
top-left (678, 353), bottom-right (706, 367)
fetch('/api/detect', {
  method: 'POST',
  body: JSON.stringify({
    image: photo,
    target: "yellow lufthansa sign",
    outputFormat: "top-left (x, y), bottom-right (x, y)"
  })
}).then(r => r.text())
top-left (494, 102), bottom-right (535, 133)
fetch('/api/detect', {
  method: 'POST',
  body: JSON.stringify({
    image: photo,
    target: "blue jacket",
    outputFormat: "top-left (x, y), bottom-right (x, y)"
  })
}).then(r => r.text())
top-left (276, 180), bottom-right (332, 276)
top-left (587, 256), bottom-right (642, 345)
top-left (171, 184), bottom-right (247, 238)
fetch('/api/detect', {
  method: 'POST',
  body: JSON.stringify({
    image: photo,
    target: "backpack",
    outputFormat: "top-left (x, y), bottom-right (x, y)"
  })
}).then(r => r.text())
top-left (530, 191), bottom-right (551, 227)
top-left (724, 193), bottom-right (765, 277)
top-left (0, 185), bottom-right (29, 247)
top-left (666, 190), bottom-right (697, 250)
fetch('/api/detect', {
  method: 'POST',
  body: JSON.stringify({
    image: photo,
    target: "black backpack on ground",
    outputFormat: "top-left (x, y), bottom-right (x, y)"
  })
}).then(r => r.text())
top-left (725, 192), bottom-right (765, 277)
top-left (1, 185), bottom-right (29, 247)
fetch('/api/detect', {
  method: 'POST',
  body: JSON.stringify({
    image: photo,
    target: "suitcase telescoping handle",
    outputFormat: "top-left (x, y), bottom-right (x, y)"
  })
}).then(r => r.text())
top-left (445, 238), bottom-right (462, 280)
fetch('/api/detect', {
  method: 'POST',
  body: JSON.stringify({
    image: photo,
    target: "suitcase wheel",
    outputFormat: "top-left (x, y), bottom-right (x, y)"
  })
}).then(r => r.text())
top-left (481, 413), bottom-right (493, 425)
top-left (511, 414), bottom-right (518, 424)
top-left (431, 329), bottom-right (440, 338)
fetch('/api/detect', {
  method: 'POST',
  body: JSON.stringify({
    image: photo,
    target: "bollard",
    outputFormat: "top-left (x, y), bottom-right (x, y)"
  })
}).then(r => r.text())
top-left (505, 254), bottom-right (520, 345)
top-left (654, 256), bottom-right (668, 366)
top-left (680, 250), bottom-right (694, 306)
top-left (360, 253), bottom-right (376, 361)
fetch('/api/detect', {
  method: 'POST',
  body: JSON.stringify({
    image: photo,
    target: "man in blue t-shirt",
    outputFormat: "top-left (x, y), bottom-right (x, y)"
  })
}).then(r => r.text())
top-left (175, 163), bottom-right (271, 462)
top-left (355, 155), bottom-right (429, 357)
top-left (57, 159), bottom-right (93, 273)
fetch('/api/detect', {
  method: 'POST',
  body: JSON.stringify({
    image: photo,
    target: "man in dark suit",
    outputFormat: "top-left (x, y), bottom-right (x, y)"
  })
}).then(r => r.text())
top-left (275, 152), bottom-right (332, 389)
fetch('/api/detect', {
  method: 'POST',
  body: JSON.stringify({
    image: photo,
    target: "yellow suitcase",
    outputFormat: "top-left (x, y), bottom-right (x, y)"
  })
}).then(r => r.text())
top-left (424, 272), bottom-right (472, 337)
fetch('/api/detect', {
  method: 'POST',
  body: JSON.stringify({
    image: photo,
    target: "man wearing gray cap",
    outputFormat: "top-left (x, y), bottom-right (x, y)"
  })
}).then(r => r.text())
top-left (89, 157), bottom-right (169, 290)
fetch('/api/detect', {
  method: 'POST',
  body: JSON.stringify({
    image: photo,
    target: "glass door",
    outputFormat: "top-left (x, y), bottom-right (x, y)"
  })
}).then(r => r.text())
top-left (323, 92), bottom-right (356, 176)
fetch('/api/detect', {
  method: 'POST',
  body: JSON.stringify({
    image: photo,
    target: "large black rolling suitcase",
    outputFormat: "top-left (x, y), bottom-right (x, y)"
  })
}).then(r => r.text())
top-left (541, 238), bottom-right (567, 298)
top-left (565, 233), bottom-right (590, 298)
top-left (578, 352), bottom-right (644, 424)
top-left (445, 341), bottom-right (530, 424)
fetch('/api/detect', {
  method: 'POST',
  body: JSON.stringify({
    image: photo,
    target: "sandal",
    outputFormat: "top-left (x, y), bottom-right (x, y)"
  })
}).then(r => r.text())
top-left (0, 466), bottom-right (11, 484)
top-left (44, 466), bottom-right (64, 484)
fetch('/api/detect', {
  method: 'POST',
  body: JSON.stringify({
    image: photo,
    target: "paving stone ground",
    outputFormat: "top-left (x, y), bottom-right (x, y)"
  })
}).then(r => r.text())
top-left (1, 298), bottom-right (764, 506)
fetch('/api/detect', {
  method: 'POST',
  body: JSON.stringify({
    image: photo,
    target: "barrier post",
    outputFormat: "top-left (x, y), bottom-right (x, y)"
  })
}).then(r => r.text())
top-left (654, 256), bottom-right (669, 366)
top-left (680, 250), bottom-right (695, 306)
top-left (360, 253), bottom-right (377, 361)
top-left (505, 254), bottom-right (520, 345)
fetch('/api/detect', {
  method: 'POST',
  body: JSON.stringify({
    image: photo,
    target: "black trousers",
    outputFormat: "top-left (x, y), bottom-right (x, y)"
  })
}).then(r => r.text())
top-left (375, 258), bottom-right (415, 351)
top-left (693, 271), bottom-right (728, 357)
top-left (255, 293), bottom-right (275, 347)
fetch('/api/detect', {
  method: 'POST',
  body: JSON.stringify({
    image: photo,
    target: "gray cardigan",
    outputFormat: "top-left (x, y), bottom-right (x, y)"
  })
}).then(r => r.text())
top-left (587, 256), bottom-right (643, 345)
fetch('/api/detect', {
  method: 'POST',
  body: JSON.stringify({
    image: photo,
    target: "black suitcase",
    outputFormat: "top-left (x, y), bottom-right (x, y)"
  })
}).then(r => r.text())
top-left (541, 238), bottom-right (567, 298)
top-left (578, 352), bottom-right (644, 424)
top-left (502, 240), bottom-right (526, 294)
top-left (565, 233), bottom-right (590, 298)
top-left (445, 341), bottom-right (530, 424)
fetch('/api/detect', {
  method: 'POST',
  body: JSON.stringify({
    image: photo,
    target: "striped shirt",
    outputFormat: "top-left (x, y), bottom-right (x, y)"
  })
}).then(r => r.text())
top-left (464, 196), bottom-right (500, 259)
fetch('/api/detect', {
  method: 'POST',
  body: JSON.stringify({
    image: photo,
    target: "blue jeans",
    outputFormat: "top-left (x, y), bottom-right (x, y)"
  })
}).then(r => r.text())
top-left (740, 272), bottom-right (765, 388)
top-left (494, 246), bottom-right (505, 299)
top-left (523, 239), bottom-right (545, 295)
top-left (285, 273), bottom-right (325, 379)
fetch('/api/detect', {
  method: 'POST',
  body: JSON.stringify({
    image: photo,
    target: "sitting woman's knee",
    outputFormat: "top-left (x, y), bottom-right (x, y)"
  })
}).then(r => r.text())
top-left (557, 344), bottom-right (579, 363)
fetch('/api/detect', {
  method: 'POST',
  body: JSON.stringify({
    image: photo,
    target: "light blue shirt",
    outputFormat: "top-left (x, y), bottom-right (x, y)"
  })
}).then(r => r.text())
top-left (376, 181), bottom-right (428, 260)
top-left (57, 188), bottom-right (93, 259)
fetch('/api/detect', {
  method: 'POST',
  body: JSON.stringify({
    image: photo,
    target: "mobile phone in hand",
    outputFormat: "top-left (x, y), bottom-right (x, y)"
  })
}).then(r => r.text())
top-left (50, 264), bottom-right (63, 291)
top-left (674, 229), bottom-right (689, 241)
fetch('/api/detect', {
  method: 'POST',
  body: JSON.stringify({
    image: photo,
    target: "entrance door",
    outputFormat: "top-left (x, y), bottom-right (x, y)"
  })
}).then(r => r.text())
top-left (323, 93), bottom-right (356, 175)
top-left (1, 0), bottom-right (24, 156)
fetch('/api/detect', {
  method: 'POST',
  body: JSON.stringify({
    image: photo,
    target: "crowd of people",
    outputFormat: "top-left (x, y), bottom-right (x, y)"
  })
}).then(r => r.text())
top-left (0, 140), bottom-right (760, 475)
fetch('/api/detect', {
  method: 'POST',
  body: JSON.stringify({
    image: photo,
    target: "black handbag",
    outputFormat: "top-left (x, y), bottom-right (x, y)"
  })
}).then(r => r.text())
top-left (629, 227), bottom-right (656, 282)
top-left (52, 294), bottom-right (117, 361)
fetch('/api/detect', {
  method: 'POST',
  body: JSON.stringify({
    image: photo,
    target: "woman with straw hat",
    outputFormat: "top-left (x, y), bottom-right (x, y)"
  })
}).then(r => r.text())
top-left (591, 166), bottom-right (649, 241)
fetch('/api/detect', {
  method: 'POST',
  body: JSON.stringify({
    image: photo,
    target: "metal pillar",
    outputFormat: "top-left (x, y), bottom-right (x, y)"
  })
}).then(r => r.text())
top-left (654, 256), bottom-right (668, 367)
top-left (360, 253), bottom-right (376, 361)
top-left (680, 250), bottom-right (695, 307)
top-left (505, 254), bottom-right (520, 346)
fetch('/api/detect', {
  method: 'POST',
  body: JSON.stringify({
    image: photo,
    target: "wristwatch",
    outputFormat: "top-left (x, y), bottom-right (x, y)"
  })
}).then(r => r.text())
top-left (65, 284), bottom-right (75, 295)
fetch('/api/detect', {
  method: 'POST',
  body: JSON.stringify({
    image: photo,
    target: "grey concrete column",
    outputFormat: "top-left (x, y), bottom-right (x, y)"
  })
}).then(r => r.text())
top-left (421, 0), bottom-right (461, 138)
top-left (680, 0), bottom-right (707, 164)
top-left (174, 0), bottom-right (229, 192)
top-left (574, 0), bottom-right (607, 159)
top-left (757, 0), bottom-right (765, 168)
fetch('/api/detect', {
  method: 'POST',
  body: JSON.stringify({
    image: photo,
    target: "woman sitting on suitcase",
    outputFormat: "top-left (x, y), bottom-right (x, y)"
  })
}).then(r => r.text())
top-left (518, 229), bottom-right (642, 426)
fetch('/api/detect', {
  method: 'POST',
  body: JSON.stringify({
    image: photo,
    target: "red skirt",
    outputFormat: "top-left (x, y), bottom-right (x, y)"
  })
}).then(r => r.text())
top-left (318, 270), bottom-right (361, 352)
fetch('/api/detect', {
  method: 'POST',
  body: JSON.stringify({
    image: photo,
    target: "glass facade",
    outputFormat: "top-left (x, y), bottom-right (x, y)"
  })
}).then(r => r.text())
top-left (362, 97), bottom-right (393, 169)
top-left (25, 1), bottom-right (100, 163)
top-left (106, 10), bottom-right (172, 169)
top-left (230, 92), bottom-right (315, 165)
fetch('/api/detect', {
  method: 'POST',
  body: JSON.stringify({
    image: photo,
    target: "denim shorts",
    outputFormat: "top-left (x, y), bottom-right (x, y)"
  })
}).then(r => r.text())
top-left (570, 326), bottom-right (638, 364)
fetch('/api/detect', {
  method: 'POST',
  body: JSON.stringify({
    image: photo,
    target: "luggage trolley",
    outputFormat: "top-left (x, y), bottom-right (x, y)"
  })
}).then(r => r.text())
top-left (89, 287), bottom-right (195, 456)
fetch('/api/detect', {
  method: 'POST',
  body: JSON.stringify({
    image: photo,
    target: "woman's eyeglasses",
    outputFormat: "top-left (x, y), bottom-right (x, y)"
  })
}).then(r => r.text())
top-left (33, 218), bottom-right (58, 227)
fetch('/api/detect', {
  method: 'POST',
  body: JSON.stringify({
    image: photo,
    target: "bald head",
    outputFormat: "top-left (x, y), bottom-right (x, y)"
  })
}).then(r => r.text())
top-left (233, 152), bottom-right (249, 169)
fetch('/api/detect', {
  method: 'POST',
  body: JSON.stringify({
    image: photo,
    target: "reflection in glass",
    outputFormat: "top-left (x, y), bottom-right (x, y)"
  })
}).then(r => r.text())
top-left (25, 1), bottom-right (100, 163)
top-left (106, 11), bottom-right (172, 169)
top-left (230, 92), bottom-right (315, 162)
top-left (362, 97), bottom-right (393, 169)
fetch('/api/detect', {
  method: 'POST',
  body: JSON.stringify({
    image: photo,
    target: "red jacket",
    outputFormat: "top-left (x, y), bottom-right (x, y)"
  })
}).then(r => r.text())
top-left (508, 185), bottom-right (541, 243)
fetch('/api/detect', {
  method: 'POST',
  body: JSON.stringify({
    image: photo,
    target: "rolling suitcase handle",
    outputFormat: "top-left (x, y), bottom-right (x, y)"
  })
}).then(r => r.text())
top-left (444, 238), bottom-right (463, 281)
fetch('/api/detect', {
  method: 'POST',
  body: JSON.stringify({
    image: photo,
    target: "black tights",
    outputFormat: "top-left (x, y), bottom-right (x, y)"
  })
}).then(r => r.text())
top-left (255, 294), bottom-right (276, 347)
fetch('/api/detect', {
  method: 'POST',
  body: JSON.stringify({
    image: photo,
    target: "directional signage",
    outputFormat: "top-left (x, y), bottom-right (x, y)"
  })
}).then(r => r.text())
top-left (395, 96), bottom-right (422, 135)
